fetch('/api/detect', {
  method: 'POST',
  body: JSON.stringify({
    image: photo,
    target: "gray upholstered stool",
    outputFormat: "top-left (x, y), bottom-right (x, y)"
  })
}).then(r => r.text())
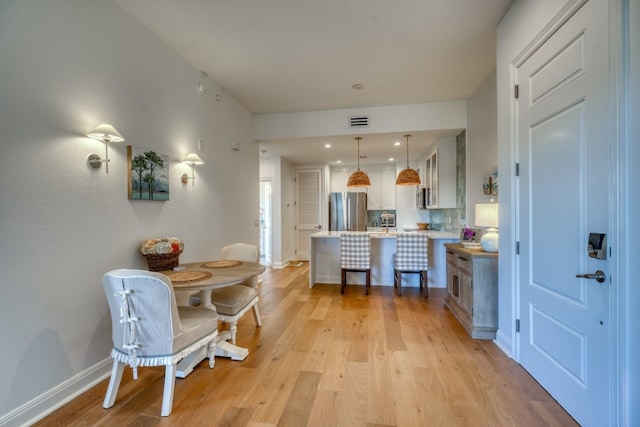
top-left (393, 232), bottom-right (429, 297)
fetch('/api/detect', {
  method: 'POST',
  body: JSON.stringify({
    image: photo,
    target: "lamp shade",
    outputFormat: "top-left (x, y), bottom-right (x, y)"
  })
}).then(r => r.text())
top-left (475, 203), bottom-right (499, 228)
top-left (87, 124), bottom-right (124, 142)
top-left (396, 134), bottom-right (421, 186)
top-left (396, 167), bottom-right (421, 186)
top-left (183, 153), bottom-right (204, 165)
top-left (347, 170), bottom-right (371, 187)
top-left (347, 137), bottom-right (370, 188)
top-left (475, 202), bottom-right (499, 252)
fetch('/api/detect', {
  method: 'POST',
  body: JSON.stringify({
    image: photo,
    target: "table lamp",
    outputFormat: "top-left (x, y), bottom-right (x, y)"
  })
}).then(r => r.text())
top-left (475, 201), bottom-right (499, 252)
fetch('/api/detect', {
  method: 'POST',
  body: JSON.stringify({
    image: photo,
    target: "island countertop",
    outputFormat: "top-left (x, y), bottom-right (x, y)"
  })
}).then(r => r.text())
top-left (310, 230), bottom-right (459, 239)
top-left (309, 230), bottom-right (459, 288)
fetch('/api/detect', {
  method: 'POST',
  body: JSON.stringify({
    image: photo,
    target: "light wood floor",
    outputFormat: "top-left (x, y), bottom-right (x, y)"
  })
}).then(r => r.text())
top-left (36, 263), bottom-right (578, 426)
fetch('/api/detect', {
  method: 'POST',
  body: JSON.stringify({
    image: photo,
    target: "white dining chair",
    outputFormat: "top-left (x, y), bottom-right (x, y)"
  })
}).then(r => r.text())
top-left (190, 243), bottom-right (262, 345)
top-left (102, 269), bottom-right (219, 416)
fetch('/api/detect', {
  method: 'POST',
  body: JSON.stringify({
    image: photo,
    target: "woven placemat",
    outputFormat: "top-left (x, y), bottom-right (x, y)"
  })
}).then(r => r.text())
top-left (201, 260), bottom-right (243, 268)
top-left (165, 270), bottom-right (212, 283)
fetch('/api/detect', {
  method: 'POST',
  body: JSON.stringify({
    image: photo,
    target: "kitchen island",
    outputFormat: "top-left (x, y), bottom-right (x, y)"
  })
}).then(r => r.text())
top-left (309, 230), bottom-right (458, 290)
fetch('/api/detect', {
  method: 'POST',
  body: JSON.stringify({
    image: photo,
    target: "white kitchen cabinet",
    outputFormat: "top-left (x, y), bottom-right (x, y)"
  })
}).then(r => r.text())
top-left (423, 138), bottom-right (456, 209)
top-left (330, 171), bottom-right (365, 193)
top-left (366, 170), bottom-right (396, 210)
top-left (330, 171), bottom-right (349, 193)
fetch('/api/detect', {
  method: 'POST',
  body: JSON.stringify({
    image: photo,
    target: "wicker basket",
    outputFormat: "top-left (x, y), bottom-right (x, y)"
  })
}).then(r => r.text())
top-left (145, 252), bottom-right (181, 272)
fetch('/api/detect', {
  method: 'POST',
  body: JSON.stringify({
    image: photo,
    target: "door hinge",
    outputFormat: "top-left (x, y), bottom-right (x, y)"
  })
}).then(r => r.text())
top-left (515, 241), bottom-right (520, 255)
top-left (515, 163), bottom-right (520, 177)
top-left (514, 84), bottom-right (519, 99)
top-left (516, 319), bottom-right (520, 332)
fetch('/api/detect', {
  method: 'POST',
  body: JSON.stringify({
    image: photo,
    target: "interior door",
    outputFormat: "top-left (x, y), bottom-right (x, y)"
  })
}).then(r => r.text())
top-left (295, 168), bottom-right (322, 261)
top-left (516, 1), bottom-right (611, 426)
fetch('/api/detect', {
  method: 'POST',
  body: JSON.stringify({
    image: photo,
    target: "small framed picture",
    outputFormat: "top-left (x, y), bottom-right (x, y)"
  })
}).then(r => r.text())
top-left (483, 177), bottom-right (492, 195)
top-left (491, 172), bottom-right (499, 195)
top-left (127, 146), bottom-right (170, 201)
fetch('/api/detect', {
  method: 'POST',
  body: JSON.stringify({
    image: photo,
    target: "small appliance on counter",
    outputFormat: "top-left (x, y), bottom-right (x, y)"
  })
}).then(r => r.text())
top-left (380, 211), bottom-right (396, 228)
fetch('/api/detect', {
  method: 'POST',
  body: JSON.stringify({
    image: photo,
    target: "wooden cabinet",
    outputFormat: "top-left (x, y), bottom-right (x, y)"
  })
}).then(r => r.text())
top-left (366, 170), bottom-right (396, 210)
top-left (444, 243), bottom-right (498, 339)
top-left (423, 137), bottom-right (456, 209)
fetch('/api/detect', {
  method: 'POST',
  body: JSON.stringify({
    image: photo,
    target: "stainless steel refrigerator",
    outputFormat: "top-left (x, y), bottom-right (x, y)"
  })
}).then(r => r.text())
top-left (329, 192), bottom-right (367, 231)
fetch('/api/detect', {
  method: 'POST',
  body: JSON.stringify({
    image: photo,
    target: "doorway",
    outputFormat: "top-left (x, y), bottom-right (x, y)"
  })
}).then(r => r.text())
top-left (259, 179), bottom-right (272, 266)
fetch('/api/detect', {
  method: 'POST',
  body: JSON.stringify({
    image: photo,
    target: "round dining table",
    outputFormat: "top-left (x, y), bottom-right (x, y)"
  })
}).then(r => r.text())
top-left (159, 260), bottom-right (265, 377)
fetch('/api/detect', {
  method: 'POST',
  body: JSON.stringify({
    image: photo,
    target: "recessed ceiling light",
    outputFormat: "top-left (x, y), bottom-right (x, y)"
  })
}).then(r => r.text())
top-left (388, 158), bottom-right (394, 161)
top-left (352, 83), bottom-right (364, 90)
top-left (336, 160), bottom-right (342, 163)
top-left (325, 143), bottom-right (331, 148)
top-left (394, 141), bottom-right (401, 146)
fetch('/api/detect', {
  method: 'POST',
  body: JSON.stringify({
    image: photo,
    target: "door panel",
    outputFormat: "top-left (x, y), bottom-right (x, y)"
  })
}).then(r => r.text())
top-left (516, 1), bottom-right (611, 426)
top-left (296, 168), bottom-right (322, 261)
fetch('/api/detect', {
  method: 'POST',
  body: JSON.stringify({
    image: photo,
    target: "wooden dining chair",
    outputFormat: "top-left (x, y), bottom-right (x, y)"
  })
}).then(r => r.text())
top-left (102, 269), bottom-right (218, 416)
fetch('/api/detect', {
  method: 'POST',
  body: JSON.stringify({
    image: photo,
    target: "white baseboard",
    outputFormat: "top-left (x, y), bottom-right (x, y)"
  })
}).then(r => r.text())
top-left (494, 329), bottom-right (513, 359)
top-left (0, 358), bottom-right (112, 427)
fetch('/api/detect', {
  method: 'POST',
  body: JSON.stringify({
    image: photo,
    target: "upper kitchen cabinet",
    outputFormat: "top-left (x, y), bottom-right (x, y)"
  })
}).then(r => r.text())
top-left (330, 170), bottom-right (366, 193)
top-left (424, 137), bottom-right (456, 209)
top-left (366, 169), bottom-right (396, 210)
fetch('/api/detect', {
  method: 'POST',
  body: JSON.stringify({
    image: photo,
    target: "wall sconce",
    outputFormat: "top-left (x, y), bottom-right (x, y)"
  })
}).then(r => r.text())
top-left (86, 123), bottom-right (124, 173)
top-left (181, 153), bottom-right (204, 186)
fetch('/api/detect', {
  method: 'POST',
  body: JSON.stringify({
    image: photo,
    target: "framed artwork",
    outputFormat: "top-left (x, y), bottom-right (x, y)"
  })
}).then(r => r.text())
top-left (483, 172), bottom-right (499, 195)
top-left (482, 176), bottom-right (492, 195)
top-left (491, 171), bottom-right (499, 195)
top-left (127, 146), bottom-right (170, 201)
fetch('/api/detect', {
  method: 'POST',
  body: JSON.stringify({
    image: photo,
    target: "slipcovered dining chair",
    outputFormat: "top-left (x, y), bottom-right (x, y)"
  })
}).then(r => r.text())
top-left (102, 269), bottom-right (219, 416)
top-left (190, 243), bottom-right (262, 345)
top-left (393, 232), bottom-right (429, 297)
top-left (340, 232), bottom-right (371, 295)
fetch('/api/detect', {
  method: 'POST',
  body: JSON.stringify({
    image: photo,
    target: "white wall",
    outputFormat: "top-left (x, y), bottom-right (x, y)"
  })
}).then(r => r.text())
top-left (253, 101), bottom-right (467, 140)
top-left (0, 1), bottom-right (258, 424)
top-left (466, 69), bottom-right (498, 225)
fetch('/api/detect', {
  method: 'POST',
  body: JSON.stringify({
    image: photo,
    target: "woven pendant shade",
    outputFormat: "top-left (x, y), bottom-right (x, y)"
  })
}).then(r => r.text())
top-left (396, 134), bottom-right (421, 186)
top-left (347, 137), bottom-right (371, 187)
top-left (396, 167), bottom-right (421, 185)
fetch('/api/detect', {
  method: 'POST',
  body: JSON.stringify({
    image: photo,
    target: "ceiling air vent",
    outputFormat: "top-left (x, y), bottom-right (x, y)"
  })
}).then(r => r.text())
top-left (348, 115), bottom-right (370, 128)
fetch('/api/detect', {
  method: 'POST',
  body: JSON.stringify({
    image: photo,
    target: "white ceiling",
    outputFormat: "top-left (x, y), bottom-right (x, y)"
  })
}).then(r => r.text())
top-left (114, 0), bottom-right (513, 165)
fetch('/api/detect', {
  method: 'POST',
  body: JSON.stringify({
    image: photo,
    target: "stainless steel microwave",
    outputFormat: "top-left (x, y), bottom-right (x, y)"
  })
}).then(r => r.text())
top-left (416, 187), bottom-right (426, 209)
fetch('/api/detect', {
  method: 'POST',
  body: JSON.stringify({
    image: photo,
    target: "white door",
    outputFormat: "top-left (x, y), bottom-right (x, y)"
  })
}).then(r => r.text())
top-left (296, 168), bottom-right (322, 261)
top-left (516, 2), bottom-right (612, 426)
top-left (259, 179), bottom-right (272, 266)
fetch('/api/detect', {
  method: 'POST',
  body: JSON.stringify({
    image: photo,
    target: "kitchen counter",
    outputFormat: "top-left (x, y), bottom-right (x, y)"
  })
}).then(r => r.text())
top-left (310, 230), bottom-right (459, 239)
top-left (309, 230), bottom-right (459, 289)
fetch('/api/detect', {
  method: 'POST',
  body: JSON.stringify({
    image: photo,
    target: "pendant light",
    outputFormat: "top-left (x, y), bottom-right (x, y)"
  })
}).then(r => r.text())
top-left (396, 134), bottom-right (421, 186)
top-left (347, 137), bottom-right (371, 187)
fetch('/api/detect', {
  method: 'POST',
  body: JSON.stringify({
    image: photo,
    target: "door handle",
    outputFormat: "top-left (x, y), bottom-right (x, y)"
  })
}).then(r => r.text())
top-left (575, 270), bottom-right (606, 283)
top-left (314, 224), bottom-right (321, 229)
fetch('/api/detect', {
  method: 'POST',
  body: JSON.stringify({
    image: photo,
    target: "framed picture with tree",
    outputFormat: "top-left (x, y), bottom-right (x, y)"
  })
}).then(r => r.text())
top-left (127, 146), bottom-right (170, 201)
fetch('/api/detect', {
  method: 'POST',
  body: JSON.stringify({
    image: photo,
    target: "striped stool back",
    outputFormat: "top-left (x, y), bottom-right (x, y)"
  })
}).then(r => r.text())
top-left (340, 232), bottom-right (371, 295)
top-left (393, 232), bottom-right (429, 297)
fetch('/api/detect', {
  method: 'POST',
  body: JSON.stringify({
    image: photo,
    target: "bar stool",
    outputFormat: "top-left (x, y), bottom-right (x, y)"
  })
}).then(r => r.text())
top-left (340, 232), bottom-right (371, 295)
top-left (393, 232), bottom-right (429, 297)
